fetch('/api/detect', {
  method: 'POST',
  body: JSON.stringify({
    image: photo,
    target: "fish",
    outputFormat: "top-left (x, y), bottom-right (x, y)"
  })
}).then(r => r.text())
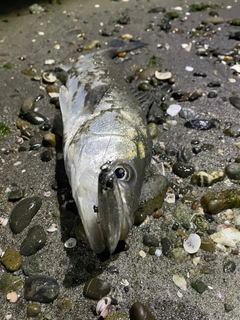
top-left (59, 43), bottom-right (152, 254)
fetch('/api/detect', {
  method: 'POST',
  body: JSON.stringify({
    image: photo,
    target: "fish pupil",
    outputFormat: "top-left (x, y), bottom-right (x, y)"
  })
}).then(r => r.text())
top-left (115, 167), bottom-right (125, 179)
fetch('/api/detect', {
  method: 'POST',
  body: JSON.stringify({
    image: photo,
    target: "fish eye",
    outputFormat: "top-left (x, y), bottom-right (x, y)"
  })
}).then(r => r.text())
top-left (115, 167), bottom-right (127, 180)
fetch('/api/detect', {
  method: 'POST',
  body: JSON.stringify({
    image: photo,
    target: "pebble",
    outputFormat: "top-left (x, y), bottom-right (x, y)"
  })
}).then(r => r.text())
top-left (191, 280), bottom-right (208, 294)
top-left (161, 237), bottom-right (173, 256)
top-left (0, 274), bottom-right (22, 294)
top-left (207, 81), bottom-right (221, 87)
top-left (179, 108), bottom-right (196, 119)
top-left (24, 275), bottom-right (60, 302)
top-left (208, 91), bottom-right (218, 98)
top-left (193, 72), bottom-right (207, 77)
top-left (21, 97), bottom-right (35, 112)
top-left (177, 147), bottom-right (192, 163)
top-left (29, 3), bottom-right (45, 14)
top-left (229, 31), bottom-right (240, 41)
top-left (64, 237), bottom-right (77, 248)
top-left (170, 248), bottom-right (189, 264)
top-left (184, 119), bottom-right (216, 130)
top-left (43, 133), bottom-right (57, 148)
top-left (202, 17), bottom-right (225, 24)
top-left (201, 189), bottom-right (240, 214)
top-left (27, 304), bottom-right (41, 317)
top-left (10, 197), bottom-right (42, 234)
top-left (83, 278), bottom-right (111, 300)
top-left (148, 123), bottom-right (158, 139)
top-left (29, 133), bottom-right (43, 150)
top-left (129, 302), bottom-right (156, 320)
top-left (8, 189), bottom-right (25, 202)
top-left (22, 255), bottom-right (44, 276)
top-left (166, 104), bottom-right (181, 116)
top-left (223, 260), bottom-right (236, 273)
top-left (1, 249), bottom-right (23, 271)
top-left (19, 110), bottom-right (47, 125)
top-left (143, 234), bottom-right (159, 247)
top-left (172, 274), bottom-right (187, 291)
top-left (172, 162), bottom-right (195, 178)
top-left (16, 119), bottom-right (33, 139)
top-left (20, 226), bottom-right (47, 256)
top-left (155, 71), bottom-right (172, 80)
top-left (191, 170), bottom-right (225, 187)
top-left (225, 163), bottom-right (240, 180)
top-left (229, 96), bottom-right (240, 110)
top-left (40, 150), bottom-right (52, 162)
top-left (224, 125), bottom-right (240, 138)
top-left (200, 238), bottom-right (216, 253)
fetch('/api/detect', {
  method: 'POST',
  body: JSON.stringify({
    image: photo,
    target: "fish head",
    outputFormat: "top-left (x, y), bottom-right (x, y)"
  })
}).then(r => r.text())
top-left (97, 157), bottom-right (144, 254)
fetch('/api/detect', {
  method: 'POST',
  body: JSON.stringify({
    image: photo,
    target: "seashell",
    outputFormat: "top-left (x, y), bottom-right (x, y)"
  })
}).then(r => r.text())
top-left (64, 237), bottom-right (77, 248)
top-left (172, 274), bottom-right (187, 291)
top-left (210, 227), bottom-right (240, 247)
top-left (43, 72), bottom-right (56, 84)
top-left (121, 279), bottom-right (129, 286)
top-left (7, 292), bottom-right (18, 303)
top-left (0, 217), bottom-right (8, 226)
top-left (183, 234), bottom-right (201, 254)
top-left (155, 71), bottom-right (172, 80)
top-left (47, 223), bottom-right (58, 232)
top-left (96, 297), bottom-right (111, 318)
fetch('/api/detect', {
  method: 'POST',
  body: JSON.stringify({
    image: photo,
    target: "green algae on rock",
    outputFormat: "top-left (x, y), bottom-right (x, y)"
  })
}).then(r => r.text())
top-left (201, 189), bottom-right (240, 214)
top-left (0, 274), bottom-right (22, 294)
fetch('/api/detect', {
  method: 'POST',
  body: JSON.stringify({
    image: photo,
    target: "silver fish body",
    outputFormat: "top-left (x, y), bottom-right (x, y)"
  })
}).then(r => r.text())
top-left (59, 48), bottom-right (152, 254)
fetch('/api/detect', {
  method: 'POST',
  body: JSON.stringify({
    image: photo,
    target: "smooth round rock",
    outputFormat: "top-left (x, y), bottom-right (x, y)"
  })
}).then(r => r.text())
top-left (229, 96), bottom-right (240, 110)
top-left (179, 108), bottom-right (196, 119)
top-left (172, 162), bottom-right (195, 178)
top-left (130, 302), bottom-right (156, 320)
top-left (40, 150), bottom-right (52, 162)
top-left (207, 91), bottom-right (217, 98)
top-left (1, 249), bottom-right (23, 271)
top-left (148, 122), bottom-right (158, 139)
top-left (8, 189), bottom-right (25, 202)
top-left (20, 225), bottom-right (47, 256)
top-left (224, 125), bottom-right (240, 138)
top-left (184, 119), bottom-right (216, 130)
top-left (202, 17), bottom-right (225, 24)
top-left (207, 81), bottom-right (221, 87)
top-left (0, 274), bottom-right (22, 294)
top-left (83, 277), bottom-right (111, 300)
top-left (161, 237), bottom-right (173, 256)
top-left (225, 163), bottom-right (240, 180)
top-left (10, 197), bottom-right (42, 234)
top-left (24, 275), bottom-right (60, 303)
top-left (223, 260), bottom-right (236, 273)
top-left (27, 304), bottom-right (41, 317)
top-left (19, 110), bottom-right (47, 125)
top-left (143, 234), bottom-right (159, 247)
top-left (43, 133), bottom-right (57, 148)
top-left (21, 97), bottom-right (35, 112)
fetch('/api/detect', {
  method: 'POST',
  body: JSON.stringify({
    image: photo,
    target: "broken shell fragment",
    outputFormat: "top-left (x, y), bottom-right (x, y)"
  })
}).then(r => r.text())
top-left (7, 292), bottom-right (18, 303)
top-left (155, 71), bottom-right (172, 80)
top-left (210, 227), bottom-right (240, 247)
top-left (183, 234), bottom-right (201, 254)
top-left (172, 274), bottom-right (187, 291)
top-left (64, 238), bottom-right (77, 248)
top-left (42, 72), bottom-right (56, 84)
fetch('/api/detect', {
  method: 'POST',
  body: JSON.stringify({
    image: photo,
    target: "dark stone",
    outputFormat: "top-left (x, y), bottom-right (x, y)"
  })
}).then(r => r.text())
top-left (229, 31), bottom-right (240, 41)
top-left (184, 119), bottom-right (216, 130)
top-left (161, 237), bottom-right (173, 256)
top-left (191, 280), bottom-right (208, 294)
top-left (24, 275), bottom-right (60, 303)
top-left (193, 72), bottom-right (207, 77)
top-left (10, 197), bottom-right (42, 234)
top-left (8, 189), bottom-right (25, 202)
top-left (192, 147), bottom-right (202, 154)
top-left (188, 91), bottom-right (202, 101)
top-left (40, 149), bottom-right (52, 162)
top-left (177, 147), bottom-right (192, 163)
top-left (229, 96), bottom-right (240, 109)
top-left (130, 302), bottom-right (156, 320)
top-left (172, 162), bottom-right (195, 178)
top-left (19, 110), bottom-right (47, 125)
top-left (225, 163), bottom-right (240, 180)
top-left (27, 304), bottom-right (41, 317)
top-left (207, 91), bottom-right (217, 98)
top-left (22, 255), bottom-right (44, 276)
top-left (143, 234), bottom-right (159, 247)
top-left (207, 81), bottom-right (221, 87)
top-left (224, 125), bottom-right (240, 138)
top-left (83, 277), bottom-right (111, 300)
top-left (223, 260), bottom-right (236, 273)
top-left (20, 225), bottom-right (47, 256)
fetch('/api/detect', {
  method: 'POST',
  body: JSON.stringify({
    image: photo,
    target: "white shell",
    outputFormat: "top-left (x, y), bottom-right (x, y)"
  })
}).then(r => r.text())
top-left (64, 237), bottom-right (77, 248)
top-left (43, 72), bottom-right (56, 84)
top-left (172, 274), bottom-right (187, 291)
top-left (230, 64), bottom-right (240, 73)
top-left (183, 234), bottom-right (201, 254)
top-left (121, 279), bottom-right (129, 286)
top-left (210, 227), bottom-right (240, 247)
top-left (155, 71), bottom-right (172, 80)
top-left (47, 224), bottom-right (58, 233)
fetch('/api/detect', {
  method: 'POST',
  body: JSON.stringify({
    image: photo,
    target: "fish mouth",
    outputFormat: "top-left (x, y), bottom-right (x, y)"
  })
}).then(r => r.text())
top-left (97, 161), bottom-right (134, 254)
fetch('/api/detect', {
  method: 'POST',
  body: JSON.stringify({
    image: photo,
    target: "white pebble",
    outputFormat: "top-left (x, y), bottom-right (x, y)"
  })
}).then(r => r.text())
top-left (172, 274), bottom-right (187, 291)
top-left (155, 249), bottom-right (162, 257)
top-left (44, 59), bottom-right (55, 65)
top-left (139, 250), bottom-right (146, 258)
top-left (177, 291), bottom-right (183, 298)
top-left (155, 71), bottom-right (172, 80)
top-left (164, 192), bottom-right (175, 204)
top-left (166, 104), bottom-right (181, 116)
top-left (121, 279), bottom-right (129, 286)
top-left (64, 237), bottom-right (77, 248)
top-left (185, 66), bottom-right (194, 72)
top-left (183, 234), bottom-right (201, 254)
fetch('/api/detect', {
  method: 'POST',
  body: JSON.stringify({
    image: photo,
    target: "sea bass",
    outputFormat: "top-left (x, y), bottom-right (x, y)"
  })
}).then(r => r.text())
top-left (59, 45), bottom-right (152, 254)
